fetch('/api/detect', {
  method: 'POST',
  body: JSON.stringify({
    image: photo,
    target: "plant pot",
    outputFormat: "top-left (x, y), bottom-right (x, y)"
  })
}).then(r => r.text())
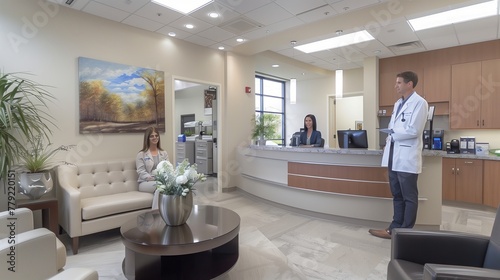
top-left (18, 171), bottom-right (53, 200)
top-left (158, 192), bottom-right (193, 226)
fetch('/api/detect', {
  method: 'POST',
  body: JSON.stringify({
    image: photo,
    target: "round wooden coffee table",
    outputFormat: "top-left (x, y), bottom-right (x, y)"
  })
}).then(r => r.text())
top-left (121, 205), bottom-right (240, 280)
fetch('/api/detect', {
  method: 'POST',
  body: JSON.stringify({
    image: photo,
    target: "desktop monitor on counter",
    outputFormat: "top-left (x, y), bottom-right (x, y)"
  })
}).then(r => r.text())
top-left (337, 129), bottom-right (368, 149)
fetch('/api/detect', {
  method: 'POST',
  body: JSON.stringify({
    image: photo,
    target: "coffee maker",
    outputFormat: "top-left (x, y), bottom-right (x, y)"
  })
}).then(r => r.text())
top-left (423, 129), bottom-right (444, 150)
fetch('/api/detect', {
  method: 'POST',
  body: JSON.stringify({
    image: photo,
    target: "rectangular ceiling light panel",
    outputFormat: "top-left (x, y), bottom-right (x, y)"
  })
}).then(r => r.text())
top-left (408, 0), bottom-right (498, 31)
top-left (294, 30), bottom-right (375, 54)
top-left (152, 0), bottom-right (214, 14)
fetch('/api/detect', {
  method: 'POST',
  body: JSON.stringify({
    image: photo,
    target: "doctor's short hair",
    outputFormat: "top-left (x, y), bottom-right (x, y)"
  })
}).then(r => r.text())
top-left (397, 71), bottom-right (418, 88)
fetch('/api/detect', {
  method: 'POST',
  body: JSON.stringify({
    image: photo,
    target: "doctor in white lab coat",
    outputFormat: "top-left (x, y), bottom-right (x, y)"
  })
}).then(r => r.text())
top-left (369, 71), bottom-right (428, 240)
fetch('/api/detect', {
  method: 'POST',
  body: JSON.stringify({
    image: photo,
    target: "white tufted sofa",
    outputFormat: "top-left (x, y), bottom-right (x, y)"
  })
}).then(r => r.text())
top-left (57, 161), bottom-right (153, 254)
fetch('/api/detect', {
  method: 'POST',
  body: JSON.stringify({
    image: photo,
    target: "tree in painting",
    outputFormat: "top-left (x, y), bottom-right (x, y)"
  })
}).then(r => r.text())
top-left (78, 57), bottom-right (165, 133)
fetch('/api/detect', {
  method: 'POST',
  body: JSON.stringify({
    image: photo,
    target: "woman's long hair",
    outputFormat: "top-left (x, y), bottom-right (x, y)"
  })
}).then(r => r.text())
top-left (140, 126), bottom-right (163, 152)
top-left (303, 114), bottom-right (317, 132)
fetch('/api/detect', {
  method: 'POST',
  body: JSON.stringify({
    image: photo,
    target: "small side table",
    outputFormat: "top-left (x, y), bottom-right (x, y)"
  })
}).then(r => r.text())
top-left (17, 197), bottom-right (59, 236)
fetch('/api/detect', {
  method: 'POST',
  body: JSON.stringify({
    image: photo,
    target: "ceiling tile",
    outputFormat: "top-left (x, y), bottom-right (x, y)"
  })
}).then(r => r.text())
top-left (168, 16), bottom-right (213, 34)
top-left (371, 21), bottom-right (420, 47)
top-left (329, 0), bottom-right (382, 14)
top-left (156, 26), bottom-right (192, 39)
top-left (190, 2), bottom-right (241, 25)
top-left (275, 0), bottom-right (329, 15)
top-left (217, 0), bottom-right (274, 14)
top-left (297, 5), bottom-right (337, 23)
top-left (134, 3), bottom-right (183, 25)
top-left (82, 1), bottom-right (130, 22)
top-left (455, 16), bottom-right (499, 45)
top-left (93, 0), bottom-right (149, 13)
top-left (415, 26), bottom-right (459, 51)
top-left (183, 35), bottom-right (217, 46)
top-left (122, 14), bottom-right (164, 32)
top-left (196, 26), bottom-right (236, 42)
top-left (244, 3), bottom-right (294, 26)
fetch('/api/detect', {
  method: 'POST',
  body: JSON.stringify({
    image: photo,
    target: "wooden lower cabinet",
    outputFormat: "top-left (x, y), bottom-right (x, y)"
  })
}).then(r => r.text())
top-left (442, 158), bottom-right (483, 204)
top-left (483, 160), bottom-right (500, 208)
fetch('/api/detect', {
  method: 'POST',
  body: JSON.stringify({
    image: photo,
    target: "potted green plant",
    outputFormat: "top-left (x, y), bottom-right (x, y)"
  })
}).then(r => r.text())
top-left (0, 72), bottom-right (56, 196)
top-left (251, 114), bottom-right (279, 145)
top-left (17, 135), bottom-right (74, 200)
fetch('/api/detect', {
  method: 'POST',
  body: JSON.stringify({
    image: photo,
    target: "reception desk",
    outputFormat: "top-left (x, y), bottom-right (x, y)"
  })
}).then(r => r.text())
top-left (237, 146), bottom-right (443, 227)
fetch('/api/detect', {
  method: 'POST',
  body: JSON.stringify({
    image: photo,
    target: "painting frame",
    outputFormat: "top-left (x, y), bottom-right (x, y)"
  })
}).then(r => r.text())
top-left (78, 57), bottom-right (165, 134)
top-left (355, 121), bottom-right (363, 130)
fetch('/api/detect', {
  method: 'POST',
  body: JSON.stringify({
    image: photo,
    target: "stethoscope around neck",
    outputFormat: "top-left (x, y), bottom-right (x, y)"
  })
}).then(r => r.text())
top-left (400, 112), bottom-right (406, 122)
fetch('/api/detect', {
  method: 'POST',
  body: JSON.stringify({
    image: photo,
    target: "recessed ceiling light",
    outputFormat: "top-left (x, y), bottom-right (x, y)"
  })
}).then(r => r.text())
top-left (185, 24), bottom-right (194, 29)
top-left (218, 46), bottom-right (225, 50)
top-left (151, 0), bottom-right (213, 14)
top-left (168, 32), bottom-right (176, 37)
top-left (294, 30), bottom-right (375, 53)
top-left (408, 0), bottom-right (497, 31)
top-left (272, 64), bottom-right (279, 68)
top-left (209, 12), bottom-right (219, 18)
top-left (236, 38), bottom-right (244, 42)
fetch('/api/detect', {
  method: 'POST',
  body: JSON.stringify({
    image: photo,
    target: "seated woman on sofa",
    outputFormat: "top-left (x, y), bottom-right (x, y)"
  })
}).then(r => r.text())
top-left (136, 126), bottom-right (169, 209)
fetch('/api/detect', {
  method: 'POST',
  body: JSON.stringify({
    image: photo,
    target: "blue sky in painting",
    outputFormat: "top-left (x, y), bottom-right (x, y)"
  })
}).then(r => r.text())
top-left (78, 57), bottom-right (162, 104)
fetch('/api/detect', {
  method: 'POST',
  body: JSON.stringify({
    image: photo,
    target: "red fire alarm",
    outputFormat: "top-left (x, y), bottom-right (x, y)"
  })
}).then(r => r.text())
top-left (245, 86), bottom-right (251, 93)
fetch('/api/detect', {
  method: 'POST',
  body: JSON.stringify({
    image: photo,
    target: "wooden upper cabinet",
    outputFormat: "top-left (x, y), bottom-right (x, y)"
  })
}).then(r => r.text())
top-left (451, 59), bottom-right (500, 129)
top-left (379, 59), bottom-right (423, 107)
top-left (379, 60), bottom-right (399, 107)
top-left (423, 65), bottom-right (451, 102)
top-left (480, 59), bottom-right (500, 129)
top-left (450, 62), bottom-right (481, 129)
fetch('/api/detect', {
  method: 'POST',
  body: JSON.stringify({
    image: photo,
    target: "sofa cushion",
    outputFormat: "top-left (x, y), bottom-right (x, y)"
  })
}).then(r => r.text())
top-left (81, 191), bottom-right (153, 220)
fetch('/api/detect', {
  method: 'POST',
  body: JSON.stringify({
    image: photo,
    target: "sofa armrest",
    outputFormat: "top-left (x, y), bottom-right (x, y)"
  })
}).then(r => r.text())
top-left (0, 228), bottom-right (58, 280)
top-left (392, 229), bottom-right (490, 267)
top-left (424, 263), bottom-right (500, 280)
top-left (0, 208), bottom-right (33, 238)
top-left (57, 164), bottom-right (82, 237)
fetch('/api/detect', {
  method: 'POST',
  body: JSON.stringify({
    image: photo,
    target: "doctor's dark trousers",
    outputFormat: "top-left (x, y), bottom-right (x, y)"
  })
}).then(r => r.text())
top-left (387, 142), bottom-right (419, 232)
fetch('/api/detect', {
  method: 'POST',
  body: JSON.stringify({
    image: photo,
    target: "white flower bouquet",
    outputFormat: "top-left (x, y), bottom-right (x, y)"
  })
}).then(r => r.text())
top-left (154, 159), bottom-right (206, 196)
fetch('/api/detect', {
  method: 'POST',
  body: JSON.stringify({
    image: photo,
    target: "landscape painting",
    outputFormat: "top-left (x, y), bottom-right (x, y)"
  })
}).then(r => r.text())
top-left (78, 57), bottom-right (165, 134)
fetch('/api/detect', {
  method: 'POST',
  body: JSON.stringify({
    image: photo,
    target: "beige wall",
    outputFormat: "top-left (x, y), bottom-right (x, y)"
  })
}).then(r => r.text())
top-left (0, 0), bottom-right (236, 202)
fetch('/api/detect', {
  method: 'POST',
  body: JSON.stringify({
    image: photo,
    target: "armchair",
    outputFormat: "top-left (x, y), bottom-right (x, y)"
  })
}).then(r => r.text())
top-left (388, 205), bottom-right (500, 280)
top-left (0, 208), bottom-right (98, 280)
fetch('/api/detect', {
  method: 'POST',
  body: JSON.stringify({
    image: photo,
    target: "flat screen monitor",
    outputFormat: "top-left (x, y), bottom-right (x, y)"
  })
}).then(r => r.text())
top-left (337, 130), bottom-right (368, 149)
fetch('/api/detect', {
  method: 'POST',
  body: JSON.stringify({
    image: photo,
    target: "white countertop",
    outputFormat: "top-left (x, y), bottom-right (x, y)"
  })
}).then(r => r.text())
top-left (249, 145), bottom-right (500, 160)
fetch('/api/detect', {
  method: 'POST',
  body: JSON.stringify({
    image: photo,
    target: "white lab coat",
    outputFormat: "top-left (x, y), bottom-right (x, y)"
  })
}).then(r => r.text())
top-left (381, 92), bottom-right (428, 174)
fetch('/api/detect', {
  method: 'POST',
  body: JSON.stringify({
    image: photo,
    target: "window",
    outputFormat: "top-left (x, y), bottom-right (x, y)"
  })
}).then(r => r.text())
top-left (254, 75), bottom-right (285, 146)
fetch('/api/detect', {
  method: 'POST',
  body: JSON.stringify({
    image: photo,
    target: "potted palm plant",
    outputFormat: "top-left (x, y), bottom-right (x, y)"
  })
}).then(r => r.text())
top-left (0, 72), bottom-right (56, 198)
top-left (251, 114), bottom-right (279, 145)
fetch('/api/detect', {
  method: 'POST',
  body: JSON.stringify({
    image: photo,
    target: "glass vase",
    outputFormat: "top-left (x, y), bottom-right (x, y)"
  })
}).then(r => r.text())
top-left (158, 192), bottom-right (193, 226)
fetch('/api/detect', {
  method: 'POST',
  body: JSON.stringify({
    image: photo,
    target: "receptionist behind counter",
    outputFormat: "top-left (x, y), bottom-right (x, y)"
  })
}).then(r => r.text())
top-left (299, 114), bottom-right (323, 147)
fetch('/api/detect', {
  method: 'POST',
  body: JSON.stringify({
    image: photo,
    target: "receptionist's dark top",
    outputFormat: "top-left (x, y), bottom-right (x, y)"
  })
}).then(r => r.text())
top-left (299, 130), bottom-right (322, 147)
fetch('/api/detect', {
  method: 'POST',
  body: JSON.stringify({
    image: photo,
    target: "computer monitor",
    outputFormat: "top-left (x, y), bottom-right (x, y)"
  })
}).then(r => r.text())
top-left (337, 129), bottom-right (368, 149)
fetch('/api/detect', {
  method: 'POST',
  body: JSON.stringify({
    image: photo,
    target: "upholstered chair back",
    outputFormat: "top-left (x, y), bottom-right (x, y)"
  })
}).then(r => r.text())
top-left (483, 205), bottom-right (500, 269)
top-left (58, 161), bottom-right (138, 199)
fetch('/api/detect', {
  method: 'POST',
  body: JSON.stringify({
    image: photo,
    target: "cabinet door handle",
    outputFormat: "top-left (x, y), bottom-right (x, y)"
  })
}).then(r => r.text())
top-left (477, 120), bottom-right (480, 126)
top-left (451, 167), bottom-right (455, 174)
top-left (456, 167), bottom-right (460, 175)
top-left (482, 120), bottom-right (485, 126)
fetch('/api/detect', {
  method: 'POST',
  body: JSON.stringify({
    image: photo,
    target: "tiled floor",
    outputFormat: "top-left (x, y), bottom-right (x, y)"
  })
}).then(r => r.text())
top-left (60, 178), bottom-right (497, 280)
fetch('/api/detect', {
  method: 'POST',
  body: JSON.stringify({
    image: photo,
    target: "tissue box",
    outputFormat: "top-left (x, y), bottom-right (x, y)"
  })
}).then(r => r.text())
top-left (476, 143), bottom-right (489, 156)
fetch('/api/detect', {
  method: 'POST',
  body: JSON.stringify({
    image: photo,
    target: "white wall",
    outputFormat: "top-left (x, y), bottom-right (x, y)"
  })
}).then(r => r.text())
top-left (0, 1), bottom-right (227, 166)
top-left (0, 1), bottom-right (250, 211)
top-left (336, 96), bottom-right (364, 131)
